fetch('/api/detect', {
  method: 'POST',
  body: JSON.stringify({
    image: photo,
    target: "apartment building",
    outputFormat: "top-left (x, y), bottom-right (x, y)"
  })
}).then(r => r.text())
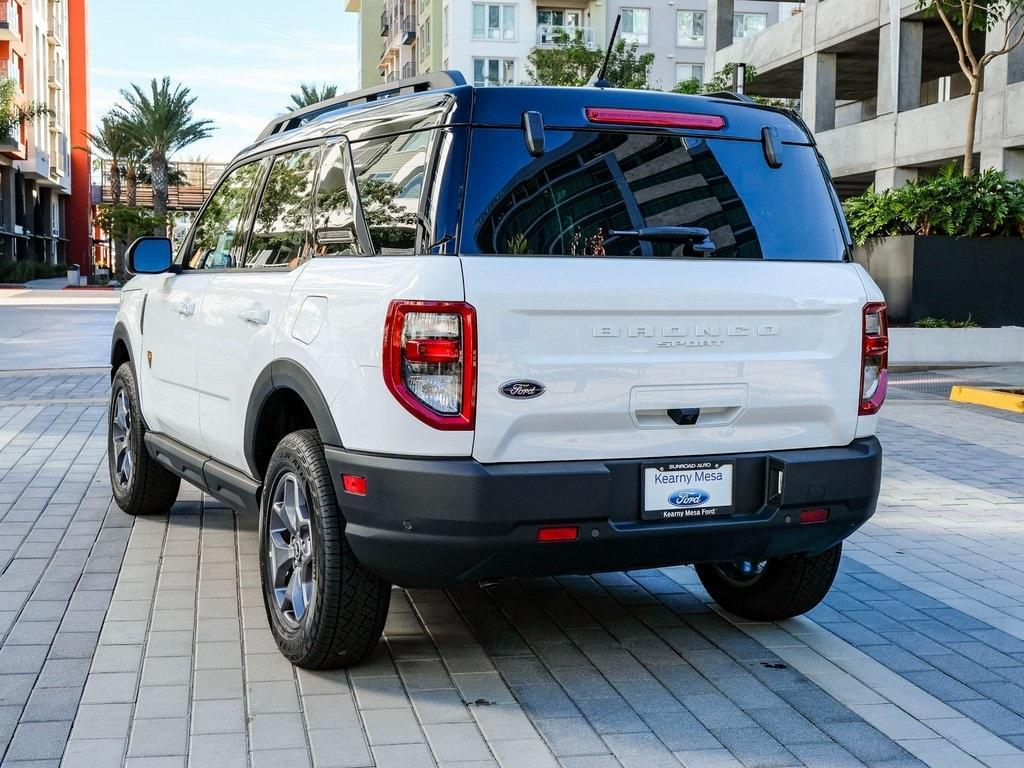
top-left (346, 0), bottom-right (794, 90)
top-left (707, 0), bottom-right (1024, 193)
top-left (0, 0), bottom-right (78, 266)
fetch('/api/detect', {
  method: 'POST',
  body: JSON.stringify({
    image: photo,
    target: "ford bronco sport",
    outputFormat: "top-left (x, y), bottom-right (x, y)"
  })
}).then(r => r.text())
top-left (109, 72), bottom-right (886, 669)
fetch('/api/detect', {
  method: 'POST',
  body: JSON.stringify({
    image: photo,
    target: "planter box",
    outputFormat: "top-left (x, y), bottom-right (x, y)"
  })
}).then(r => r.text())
top-left (890, 326), bottom-right (1024, 366)
top-left (854, 235), bottom-right (1024, 327)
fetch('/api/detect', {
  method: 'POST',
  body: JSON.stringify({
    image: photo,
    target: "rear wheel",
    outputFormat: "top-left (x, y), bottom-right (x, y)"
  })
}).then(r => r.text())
top-left (259, 429), bottom-right (391, 669)
top-left (108, 363), bottom-right (181, 516)
top-left (695, 544), bottom-right (841, 621)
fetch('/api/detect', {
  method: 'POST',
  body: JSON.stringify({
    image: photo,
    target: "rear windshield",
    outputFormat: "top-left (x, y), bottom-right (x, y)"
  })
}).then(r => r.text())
top-left (461, 128), bottom-right (847, 261)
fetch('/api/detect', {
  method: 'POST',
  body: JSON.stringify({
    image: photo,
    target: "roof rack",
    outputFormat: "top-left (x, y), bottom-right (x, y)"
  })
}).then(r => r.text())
top-left (256, 70), bottom-right (467, 142)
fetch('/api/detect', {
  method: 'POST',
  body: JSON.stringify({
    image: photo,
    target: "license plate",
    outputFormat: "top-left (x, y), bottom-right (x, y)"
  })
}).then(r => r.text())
top-left (642, 460), bottom-right (735, 521)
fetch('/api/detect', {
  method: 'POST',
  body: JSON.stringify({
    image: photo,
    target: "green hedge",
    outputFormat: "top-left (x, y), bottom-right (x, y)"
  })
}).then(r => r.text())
top-left (0, 260), bottom-right (69, 284)
top-left (843, 166), bottom-right (1024, 246)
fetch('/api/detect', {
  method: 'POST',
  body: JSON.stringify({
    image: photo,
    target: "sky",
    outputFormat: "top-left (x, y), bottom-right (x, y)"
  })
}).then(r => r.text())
top-left (88, 0), bottom-right (360, 162)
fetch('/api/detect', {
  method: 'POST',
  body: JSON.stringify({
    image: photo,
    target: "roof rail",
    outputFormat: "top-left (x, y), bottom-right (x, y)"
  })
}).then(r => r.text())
top-left (256, 70), bottom-right (468, 142)
top-left (704, 90), bottom-right (754, 103)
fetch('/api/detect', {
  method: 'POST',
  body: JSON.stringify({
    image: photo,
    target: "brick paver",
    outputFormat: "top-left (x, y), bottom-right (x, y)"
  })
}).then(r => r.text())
top-left (1, 359), bottom-right (1023, 766)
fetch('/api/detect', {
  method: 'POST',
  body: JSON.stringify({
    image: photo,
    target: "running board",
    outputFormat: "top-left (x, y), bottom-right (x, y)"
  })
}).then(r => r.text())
top-left (145, 432), bottom-right (261, 515)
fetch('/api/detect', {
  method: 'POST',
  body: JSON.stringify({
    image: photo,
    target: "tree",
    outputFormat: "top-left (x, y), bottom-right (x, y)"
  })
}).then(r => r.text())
top-left (527, 29), bottom-right (654, 88)
top-left (918, 1), bottom-right (1024, 176)
top-left (0, 77), bottom-right (52, 145)
top-left (94, 205), bottom-right (168, 281)
top-left (288, 83), bottom-right (339, 111)
top-left (83, 112), bottom-right (148, 206)
top-left (114, 77), bottom-right (214, 231)
top-left (673, 63), bottom-right (793, 108)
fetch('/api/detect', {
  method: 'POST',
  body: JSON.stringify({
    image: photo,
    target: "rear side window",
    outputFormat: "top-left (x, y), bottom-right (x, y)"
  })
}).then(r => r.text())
top-left (350, 130), bottom-right (434, 255)
top-left (462, 129), bottom-right (846, 261)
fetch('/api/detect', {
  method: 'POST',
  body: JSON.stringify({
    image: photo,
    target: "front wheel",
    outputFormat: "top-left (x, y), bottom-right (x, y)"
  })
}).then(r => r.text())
top-left (108, 363), bottom-right (181, 516)
top-left (695, 544), bottom-right (841, 621)
top-left (259, 429), bottom-right (391, 669)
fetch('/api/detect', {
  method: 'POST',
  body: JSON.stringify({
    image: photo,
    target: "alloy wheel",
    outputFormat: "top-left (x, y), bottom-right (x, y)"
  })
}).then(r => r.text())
top-left (111, 387), bottom-right (134, 491)
top-left (267, 472), bottom-right (316, 626)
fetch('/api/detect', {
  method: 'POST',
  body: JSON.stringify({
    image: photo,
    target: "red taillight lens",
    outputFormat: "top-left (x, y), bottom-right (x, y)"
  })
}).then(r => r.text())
top-left (537, 526), bottom-right (578, 543)
top-left (860, 302), bottom-right (888, 415)
top-left (585, 107), bottom-right (726, 130)
top-left (383, 301), bottom-right (476, 430)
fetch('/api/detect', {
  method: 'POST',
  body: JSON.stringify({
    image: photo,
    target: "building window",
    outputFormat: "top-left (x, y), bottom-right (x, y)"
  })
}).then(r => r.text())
top-left (676, 63), bottom-right (704, 86)
top-left (420, 18), bottom-right (431, 59)
top-left (442, 5), bottom-right (449, 45)
top-left (472, 3), bottom-right (516, 41)
top-left (677, 11), bottom-right (705, 47)
top-left (734, 13), bottom-right (767, 40)
top-left (473, 57), bottom-right (515, 87)
top-left (537, 8), bottom-right (582, 27)
top-left (620, 8), bottom-right (649, 45)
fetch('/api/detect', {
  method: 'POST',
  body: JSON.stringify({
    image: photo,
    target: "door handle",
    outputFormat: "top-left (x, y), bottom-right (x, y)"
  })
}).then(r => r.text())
top-left (171, 299), bottom-right (195, 317)
top-left (238, 306), bottom-right (270, 326)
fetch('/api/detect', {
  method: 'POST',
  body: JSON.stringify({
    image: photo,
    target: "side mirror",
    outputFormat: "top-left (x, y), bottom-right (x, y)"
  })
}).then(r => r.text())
top-left (127, 237), bottom-right (174, 274)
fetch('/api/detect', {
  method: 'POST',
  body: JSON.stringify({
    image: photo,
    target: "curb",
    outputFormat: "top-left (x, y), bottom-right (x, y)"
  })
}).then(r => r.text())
top-left (950, 386), bottom-right (1024, 413)
top-left (0, 283), bottom-right (27, 289)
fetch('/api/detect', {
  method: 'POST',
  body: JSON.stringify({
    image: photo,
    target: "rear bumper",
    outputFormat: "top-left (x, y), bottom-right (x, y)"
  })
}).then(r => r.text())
top-left (326, 437), bottom-right (882, 588)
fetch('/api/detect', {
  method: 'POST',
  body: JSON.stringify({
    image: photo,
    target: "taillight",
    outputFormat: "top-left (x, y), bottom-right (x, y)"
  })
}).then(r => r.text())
top-left (860, 302), bottom-right (888, 415)
top-left (585, 107), bottom-right (726, 130)
top-left (383, 300), bottom-right (476, 430)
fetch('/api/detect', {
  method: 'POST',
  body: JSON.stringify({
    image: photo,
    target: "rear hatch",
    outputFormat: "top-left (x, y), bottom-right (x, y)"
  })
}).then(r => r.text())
top-left (459, 92), bottom-right (867, 464)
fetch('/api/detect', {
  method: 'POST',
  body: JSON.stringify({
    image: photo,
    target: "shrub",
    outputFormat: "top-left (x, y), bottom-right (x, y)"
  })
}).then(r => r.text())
top-left (0, 260), bottom-right (68, 284)
top-left (843, 165), bottom-right (1024, 245)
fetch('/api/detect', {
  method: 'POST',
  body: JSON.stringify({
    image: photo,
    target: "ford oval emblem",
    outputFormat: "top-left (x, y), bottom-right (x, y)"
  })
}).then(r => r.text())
top-left (500, 380), bottom-right (545, 400)
top-left (669, 490), bottom-right (711, 507)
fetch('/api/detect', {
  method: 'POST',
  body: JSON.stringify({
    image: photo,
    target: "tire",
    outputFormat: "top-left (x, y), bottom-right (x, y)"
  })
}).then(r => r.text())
top-left (108, 362), bottom-right (181, 516)
top-left (695, 544), bottom-right (842, 621)
top-left (259, 429), bottom-right (391, 669)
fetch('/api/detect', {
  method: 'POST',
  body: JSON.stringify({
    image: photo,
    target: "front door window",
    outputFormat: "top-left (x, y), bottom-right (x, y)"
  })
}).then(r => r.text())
top-left (186, 161), bottom-right (263, 270)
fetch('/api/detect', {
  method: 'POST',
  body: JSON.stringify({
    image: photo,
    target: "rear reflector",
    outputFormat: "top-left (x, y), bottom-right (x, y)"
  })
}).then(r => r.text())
top-left (799, 508), bottom-right (829, 525)
top-left (342, 475), bottom-right (367, 496)
top-left (537, 526), bottom-right (578, 543)
top-left (585, 107), bottom-right (725, 130)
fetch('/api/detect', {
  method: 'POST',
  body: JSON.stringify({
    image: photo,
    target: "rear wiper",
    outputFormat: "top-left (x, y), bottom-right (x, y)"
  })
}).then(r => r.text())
top-left (609, 226), bottom-right (717, 255)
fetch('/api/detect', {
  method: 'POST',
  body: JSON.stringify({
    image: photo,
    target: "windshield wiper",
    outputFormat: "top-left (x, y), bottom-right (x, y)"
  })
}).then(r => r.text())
top-left (609, 226), bottom-right (717, 255)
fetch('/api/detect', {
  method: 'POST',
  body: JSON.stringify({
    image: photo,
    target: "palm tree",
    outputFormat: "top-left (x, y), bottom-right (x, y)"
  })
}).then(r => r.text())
top-left (288, 83), bottom-right (339, 111)
top-left (115, 77), bottom-right (214, 229)
top-left (84, 114), bottom-right (132, 204)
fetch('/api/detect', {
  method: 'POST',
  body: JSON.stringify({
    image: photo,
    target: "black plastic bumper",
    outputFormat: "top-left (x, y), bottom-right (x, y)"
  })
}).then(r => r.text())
top-left (325, 437), bottom-right (882, 588)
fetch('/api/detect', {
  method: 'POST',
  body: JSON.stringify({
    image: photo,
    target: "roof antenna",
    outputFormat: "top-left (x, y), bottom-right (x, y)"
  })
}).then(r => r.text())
top-left (588, 13), bottom-right (621, 88)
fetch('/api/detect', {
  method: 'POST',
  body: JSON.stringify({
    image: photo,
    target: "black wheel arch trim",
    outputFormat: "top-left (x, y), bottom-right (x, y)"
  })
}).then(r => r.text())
top-left (244, 359), bottom-right (342, 481)
top-left (110, 321), bottom-right (136, 381)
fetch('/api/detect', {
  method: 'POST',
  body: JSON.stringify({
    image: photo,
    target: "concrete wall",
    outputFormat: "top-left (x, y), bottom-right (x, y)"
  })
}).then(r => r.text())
top-left (709, 0), bottom-right (1024, 189)
top-left (890, 327), bottom-right (1024, 366)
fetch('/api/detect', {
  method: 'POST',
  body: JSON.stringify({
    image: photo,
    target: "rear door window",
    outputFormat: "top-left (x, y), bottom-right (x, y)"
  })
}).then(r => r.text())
top-left (461, 129), bottom-right (847, 261)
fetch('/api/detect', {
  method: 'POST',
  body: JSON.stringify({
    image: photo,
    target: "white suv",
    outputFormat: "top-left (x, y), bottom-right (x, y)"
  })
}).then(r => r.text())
top-left (109, 73), bottom-right (887, 668)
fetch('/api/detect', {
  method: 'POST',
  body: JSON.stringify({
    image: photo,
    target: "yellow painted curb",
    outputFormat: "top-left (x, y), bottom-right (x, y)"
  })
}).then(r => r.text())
top-left (950, 386), bottom-right (1024, 414)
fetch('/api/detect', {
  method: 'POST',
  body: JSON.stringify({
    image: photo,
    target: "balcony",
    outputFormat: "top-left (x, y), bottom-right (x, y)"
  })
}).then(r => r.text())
top-left (401, 14), bottom-right (416, 45)
top-left (0, 1), bottom-right (19, 42)
top-left (0, 57), bottom-right (22, 90)
top-left (380, 11), bottom-right (389, 37)
top-left (47, 5), bottom-right (64, 46)
top-left (401, 61), bottom-right (415, 79)
top-left (536, 24), bottom-right (595, 48)
top-left (47, 74), bottom-right (59, 90)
